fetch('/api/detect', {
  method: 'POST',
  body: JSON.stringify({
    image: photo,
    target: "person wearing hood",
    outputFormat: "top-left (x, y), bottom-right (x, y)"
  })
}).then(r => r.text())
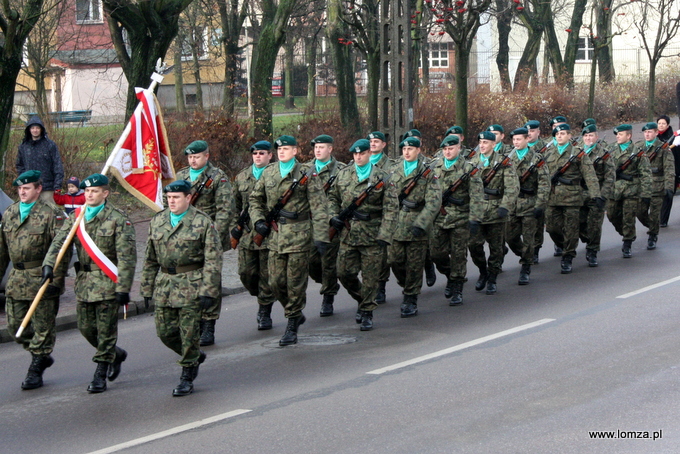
top-left (16, 116), bottom-right (64, 209)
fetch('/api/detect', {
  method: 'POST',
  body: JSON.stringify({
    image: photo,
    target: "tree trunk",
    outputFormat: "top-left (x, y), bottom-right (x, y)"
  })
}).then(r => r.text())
top-left (305, 35), bottom-right (318, 115)
top-left (218, 0), bottom-right (248, 116)
top-left (562, 0), bottom-right (588, 89)
top-left (284, 38), bottom-right (296, 109)
top-left (454, 42), bottom-right (471, 136)
top-left (595, 3), bottom-right (615, 83)
top-left (174, 39), bottom-right (186, 114)
top-left (192, 41), bottom-right (204, 112)
top-left (543, 15), bottom-right (566, 87)
top-left (366, 49), bottom-right (380, 131)
top-left (0, 56), bottom-right (23, 185)
top-left (513, 28), bottom-right (543, 93)
top-left (648, 61), bottom-right (657, 120)
top-left (587, 48), bottom-right (598, 118)
top-left (495, 0), bottom-right (513, 92)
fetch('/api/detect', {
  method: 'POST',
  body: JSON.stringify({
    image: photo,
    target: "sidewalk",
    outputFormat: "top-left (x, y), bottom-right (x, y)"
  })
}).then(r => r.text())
top-left (0, 219), bottom-right (245, 343)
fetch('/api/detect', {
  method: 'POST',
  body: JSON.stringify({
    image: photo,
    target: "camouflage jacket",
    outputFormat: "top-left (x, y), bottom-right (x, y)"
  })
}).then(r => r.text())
top-left (373, 153), bottom-right (396, 171)
top-left (529, 138), bottom-right (548, 153)
top-left (231, 165), bottom-right (266, 251)
top-left (44, 202), bottom-right (136, 302)
top-left (311, 157), bottom-right (346, 195)
top-left (0, 199), bottom-right (68, 299)
top-left (511, 148), bottom-right (550, 217)
top-left (140, 206), bottom-right (222, 307)
top-left (328, 164), bottom-right (397, 246)
top-left (583, 142), bottom-right (615, 200)
top-left (609, 142), bottom-right (652, 200)
top-left (387, 155), bottom-right (441, 241)
top-left (635, 138), bottom-right (675, 196)
top-left (249, 160), bottom-right (329, 253)
top-left (468, 150), bottom-right (519, 224)
top-left (176, 161), bottom-right (234, 251)
top-left (544, 144), bottom-right (601, 206)
top-left (433, 157), bottom-right (483, 228)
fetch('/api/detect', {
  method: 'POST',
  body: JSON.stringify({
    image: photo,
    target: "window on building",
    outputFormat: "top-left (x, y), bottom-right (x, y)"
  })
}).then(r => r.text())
top-left (185, 94), bottom-right (198, 105)
top-left (576, 37), bottom-right (594, 62)
top-left (429, 43), bottom-right (449, 68)
top-left (76, 0), bottom-right (102, 23)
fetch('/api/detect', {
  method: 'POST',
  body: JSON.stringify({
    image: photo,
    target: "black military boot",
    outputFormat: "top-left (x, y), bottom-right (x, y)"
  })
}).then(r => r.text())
top-left (485, 274), bottom-right (498, 295)
top-left (400, 295), bottom-right (418, 318)
top-left (87, 362), bottom-right (109, 393)
top-left (449, 281), bottom-right (463, 306)
top-left (533, 246), bottom-right (541, 265)
top-left (475, 270), bottom-right (488, 291)
top-left (257, 303), bottom-right (273, 330)
top-left (21, 354), bottom-right (54, 390)
top-left (560, 256), bottom-right (573, 274)
top-left (647, 234), bottom-right (657, 250)
top-left (279, 314), bottom-right (306, 346)
top-left (622, 240), bottom-right (633, 258)
top-left (172, 367), bottom-right (195, 397)
top-left (359, 311), bottom-right (373, 331)
top-left (320, 294), bottom-right (334, 317)
top-left (554, 245), bottom-right (563, 257)
top-left (586, 249), bottom-right (598, 267)
top-left (444, 279), bottom-right (455, 298)
top-left (375, 281), bottom-right (387, 304)
top-left (192, 351), bottom-right (206, 380)
top-left (107, 346), bottom-right (127, 382)
top-left (199, 320), bottom-right (215, 346)
top-left (518, 264), bottom-right (531, 285)
top-left (425, 261), bottom-right (437, 287)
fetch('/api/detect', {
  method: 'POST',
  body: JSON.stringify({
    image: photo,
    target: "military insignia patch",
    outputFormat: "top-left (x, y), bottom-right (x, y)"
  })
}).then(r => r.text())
top-left (221, 178), bottom-right (227, 183)
top-left (125, 221), bottom-right (132, 226)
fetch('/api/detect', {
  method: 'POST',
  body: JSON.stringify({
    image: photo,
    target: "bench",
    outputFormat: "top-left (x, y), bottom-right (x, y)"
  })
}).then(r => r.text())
top-left (28, 110), bottom-right (92, 126)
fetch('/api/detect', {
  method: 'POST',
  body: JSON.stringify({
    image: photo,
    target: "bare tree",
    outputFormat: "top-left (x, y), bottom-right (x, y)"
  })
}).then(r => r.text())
top-left (216, 0), bottom-right (247, 115)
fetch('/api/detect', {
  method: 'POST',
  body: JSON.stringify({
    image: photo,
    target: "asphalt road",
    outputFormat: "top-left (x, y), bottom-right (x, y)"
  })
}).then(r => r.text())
top-left (2, 216), bottom-right (680, 453)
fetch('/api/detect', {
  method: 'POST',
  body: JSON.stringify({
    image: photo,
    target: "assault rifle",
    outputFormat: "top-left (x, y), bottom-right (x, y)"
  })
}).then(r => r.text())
top-left (323, 174), bottom-right (338, 194)
top-left (647, 135), bottom-right (675, 162)
top-left (551, 148), bottom-right (586, 186)
top-left (328, 174), bottom-right (391, 241)
top-left (230, 203), bottom-right (251, 249)
top-left (440, 164), bottom-right (481, 215)
top-left (466, 146), bottom-right (479, 160)
top-left (190, 173), bottom-right (215, 205)
top-left (398, 160), bottom-right (437, 205)
top-left (519, 156), bottom-right (546, 184)
top-left (616, 145), bottom-right (646, 174)
top-left (252, 169), bottom-right (310, 246)
top-left (587, 137), bottom-right (609, 167)
top-left (483, 153), bottom-right (512, 186)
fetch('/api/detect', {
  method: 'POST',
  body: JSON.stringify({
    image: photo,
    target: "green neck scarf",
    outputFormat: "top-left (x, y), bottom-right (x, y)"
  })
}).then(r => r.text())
top-left (19, 201), bottom-right (36, 223)
top-left (279, 158), bottom-right (296, 179)
top-left (620, 141), bottom-right (631, 152)
top-left (170, 209), bottom-right (188, 228)
top-left (315, 158), bottom-right (331, 174)
top-left (85, 203), bottom-right (106, 222)
top-left (584, 144), bottom-right (596, 155)
top-left (355, 162), bottom-right (372, 182)
top-left (252, 164), bottom-right (265, 180)
top-left (189, 164), bottom-right (207, 182)
top-left (370, 152), bottom-right (383, 165)
top-left (444, 157), bottom-right (459, 169)
top-left (403, 159), bottom-right (418, 177)
top-left (494, 142), bottom-right (502, 152)
top-left (552, 137), bottom-right (558, 147)
top-left (528, 140), bottom-right (538, 148)
top-left (557, 143), bottom-right (570, 155)
top-left (645, 140), bottom-right (656, 149)
top-left (515, 147), bottom-right (529, 161)
top-left (480, 153), bottom-right (490, 168)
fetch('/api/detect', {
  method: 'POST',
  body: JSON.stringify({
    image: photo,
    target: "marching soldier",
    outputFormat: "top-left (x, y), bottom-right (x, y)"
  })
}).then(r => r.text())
top-left (230, 140), bottom-right (278, 330)
top-left (526, 120), bottom-right (546, 151)
top-left (525, 120), bottom-right (548, 264)
top-left (487, 124), bottom-right (513, 154)
top-left (307, 134), bottom-right (345, 317)
top-left (328, 139), bottom-right (397, 330)
top-left (43, 173), bottom-right (136, 393)
top-left (544, 124), bottom-right (602, 273)
top-left (579, 124), bottom-right (615, 267)
top-left (141, 180), bottom-right (222, 396)
top-left (249, 135), bottom-right (329, 346)
top-left (506, 128), bottom-right (549, 285)
top-left (388, 136), bottom-right (440, 317)
top-left (468, 131), bottom-right (519, 295)
top-left (635, 122), bottom-right (675, 250)
top-left (175, 140), bottom-right (234, 346)
top-left (0, 171), bottom-right (68, 390)
top-left (431, 135), bottom-right (483, 305)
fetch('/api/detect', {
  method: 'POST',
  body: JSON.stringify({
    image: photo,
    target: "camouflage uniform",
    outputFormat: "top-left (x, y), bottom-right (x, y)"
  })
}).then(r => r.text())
top-left (249, 161), bottom-right (329, 319)
top-left (529, 139), bottom-right (550, 259)
top-left (0, 199), bottom-right (67, 355)
top-left (635, 138), bottom-right (675, 237)
top-left (579, 142), bottom-right (615, 253)
top-left (141, 205), bottom-right (222, 366)
top-left (44, 203), bottom-right (136, 364)
top-left (373, 153), bottom-right (397, 292)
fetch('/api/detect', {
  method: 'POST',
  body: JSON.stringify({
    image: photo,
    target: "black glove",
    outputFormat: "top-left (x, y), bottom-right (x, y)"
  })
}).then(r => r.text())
top-left (377, 239), bottom-right (390, 248)
top-left (144, 297), bottom-right (152, 310)
top-left (330, 216), bottom-right (345, 231)
top-left (45, 285), bottom-right (60, 297)
top-left (254, 220), bottom-right (270, 236)
top-left (315, 240), bottom-right (329, 256)
top-left (115, 292), bottom-right (130, 305)
top-left (666, 189), bottom-right (675, 199)
top-left (641, 197), bottom-right (652, 206)
top-left (199, 296), bottom-right (215, 310)
top-left (41, 265), bottom-right (54, 285)
top-left (497, 207), bottom-right (509, 219)
top-left (230, 226), bottom-right (243, 240)
top-left (593, 197), bottom-right (606, 210)
top-left (533, 207), bottom-right (544, 219)
top-left (469, 221), bottom-right (481, 236)
top-left (411, 226), bottom-right (426, 238)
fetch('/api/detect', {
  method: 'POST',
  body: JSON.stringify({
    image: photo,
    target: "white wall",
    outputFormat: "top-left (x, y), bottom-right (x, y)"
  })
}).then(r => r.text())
top-left (60, 67), bottom-right (128, 120)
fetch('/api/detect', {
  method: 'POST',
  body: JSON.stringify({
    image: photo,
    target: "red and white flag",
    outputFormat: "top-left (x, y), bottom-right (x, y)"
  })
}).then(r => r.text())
top-left (109, 88), bottom-right (175, 211)
top-left (74, 207), bottom-right (118, 282)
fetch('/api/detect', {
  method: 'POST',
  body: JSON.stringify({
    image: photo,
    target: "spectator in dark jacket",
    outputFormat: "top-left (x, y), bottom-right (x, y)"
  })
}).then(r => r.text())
top-left (16, 116), bottom-right (64, 208)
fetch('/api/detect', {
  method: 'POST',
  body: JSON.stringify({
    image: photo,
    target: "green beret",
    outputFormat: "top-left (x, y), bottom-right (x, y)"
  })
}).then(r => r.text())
top-left (510, 127), bottom-right (529, 137)
top-left (274, 135), bottom-right (297, 148)
top-left (13, 170), bottom-right (42, 186)
top-left (581, 118), bottom-right (596, 128)
top-left (164, 180), bottom-right (192, 194)
top-left (367, 131), bottom-right (386, 142)
top-left (80, 173), bottom-right (109, 189)
top-left (311, 134), bottom-right (334, 145)
top-left (641, 122), bottom-right (658, 131)
top-left (250, 140), bottom-right (272, 152)
top-left (406, 129), bottom-right (421, 138)
top-left (525, 120), bottom-right (541, 130)
top-left (399, 137), bottom-right (421, 148)
top-left (478, 131), bottom-right (496, 141)
top-left (440, 135), bottom-right (460, 148)
top-left (552, 123), bottom-right (571, 137)
top-left (487, 124), bottom-right (504, 133)
top-left (582, 124), bottom-right (597, 135)
top-left (550, 116), bottom-right (567, 126)
top-left (350, 139), bottom-right (370, 153)
top-left (184, 140), bottom-right (209, 155)
top-left (613, 124), bottom-right (632, 134)
top-left (445, 125), bottom-right (464, 136)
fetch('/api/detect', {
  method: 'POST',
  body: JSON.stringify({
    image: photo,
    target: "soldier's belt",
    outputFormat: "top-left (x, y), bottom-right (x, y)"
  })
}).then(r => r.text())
top-left (519, 187), bottom-right (536, 196)
top-left (616, 173), bottom-right (635, 181)
top-left (446, 196), bottom-right (465, 206)
top-left (483, 194), bottom-right (502, 200)
top-left (483, 187), bottom-right (501, 196)
top-left (352, 210), bottom-right (382, 221)
top-left (279, 209), bottom-right (300, 220)
top-left (14, 260), bottom-right (43, 270)
top-left (556, 177), bottom-right (580, 186)
top-left (160, 262), bottom-right (204, 275)
top-left (82, 263), bottom-right (101, 272)
top-left (277, 212), bottom-right (310, 224)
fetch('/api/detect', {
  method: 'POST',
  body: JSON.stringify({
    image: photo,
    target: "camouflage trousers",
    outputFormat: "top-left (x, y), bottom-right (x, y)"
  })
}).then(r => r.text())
top-left (389, 240), bottom-right (428, 296)
top-left (636, 195), bottom-right (663, 236)
top-left (607, 198), bottom-right (638, 241)
top-left (76, 300), bottom-right (119, 363)
top-left (506, 215), bottom-right (538, 265)
top-left (378, 247), bottom-right (390, 283)
top-left (269, 250), bottom-right (309, 318)
top-left (5, 297), bottom-right (59, 356)
top-left (238, 247), bottom-right (276, 306)
top-left (579, 200), bottom-right (606, 251)
top-left (155, 305), bottom-right (201, 367)
top-left (534, 211), bottom-right (546, 250)
top-left (546, 206), bottom-right (580, 258)
top-left (469, 222), bottom-right (506, 276)
top-left (308, 237), bottom-right (340, 296)
top-left (337, 244), bottom-right (384, 311)
top-left (430, 223), bottom-right (470, 282)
